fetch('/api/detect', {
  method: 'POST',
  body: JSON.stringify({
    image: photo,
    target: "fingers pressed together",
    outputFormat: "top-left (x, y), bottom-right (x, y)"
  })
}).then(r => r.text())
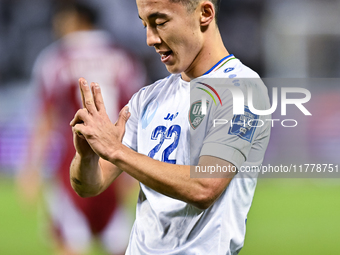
top-left (69, 77), bottom-right (130, 133)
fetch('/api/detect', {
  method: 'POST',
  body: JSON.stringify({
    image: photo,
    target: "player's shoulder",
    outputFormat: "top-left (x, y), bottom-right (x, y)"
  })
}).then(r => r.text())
top-left (127, 74), bottom-right (180, 117)
top-left (131, 74), bottom-right (180, 101)
top-left (201, 56), bottom-right (269, 108)
top-left (33, 40), bottom-right (61, 68)
top-left (31, 39), bottom-right (66, 81)
top-left (212, 57), bottom-right (260, 79)
top-left (213, 57), bottom-right (267, 91)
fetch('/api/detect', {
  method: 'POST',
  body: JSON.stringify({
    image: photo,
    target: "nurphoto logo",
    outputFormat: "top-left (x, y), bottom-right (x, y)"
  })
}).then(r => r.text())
top-left (195, 78), bottom-right (312, 128)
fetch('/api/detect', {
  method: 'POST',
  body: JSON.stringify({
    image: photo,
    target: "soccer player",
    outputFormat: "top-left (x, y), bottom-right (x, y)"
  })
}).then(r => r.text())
top-left (70, 0), bottom-right (271, 254)
top-left (18, 2), bottom-right (145, 255)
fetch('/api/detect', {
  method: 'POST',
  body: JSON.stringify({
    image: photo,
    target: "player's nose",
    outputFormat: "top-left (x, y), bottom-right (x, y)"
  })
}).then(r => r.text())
top-left (146, 27), bottom-right (161, 47)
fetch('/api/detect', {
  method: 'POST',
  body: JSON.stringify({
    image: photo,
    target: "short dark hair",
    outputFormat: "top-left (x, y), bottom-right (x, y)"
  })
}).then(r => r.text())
top-left (54, 1), bottom-right (98, 25)
top-left (169, 0), bottom-right (221, 22)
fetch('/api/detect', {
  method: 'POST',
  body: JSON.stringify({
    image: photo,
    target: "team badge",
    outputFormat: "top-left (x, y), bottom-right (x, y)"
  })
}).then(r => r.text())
top-left (189, 100), bottom-right (209, 129)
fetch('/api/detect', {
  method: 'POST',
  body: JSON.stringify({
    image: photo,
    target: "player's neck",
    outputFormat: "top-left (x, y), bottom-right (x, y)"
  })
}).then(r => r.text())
top-left (181, 30), bottom-right (229, 82)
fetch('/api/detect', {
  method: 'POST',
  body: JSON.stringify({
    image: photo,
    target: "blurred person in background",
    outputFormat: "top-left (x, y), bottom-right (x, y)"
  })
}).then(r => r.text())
top-left (17, 1), bottom-right (146, 255)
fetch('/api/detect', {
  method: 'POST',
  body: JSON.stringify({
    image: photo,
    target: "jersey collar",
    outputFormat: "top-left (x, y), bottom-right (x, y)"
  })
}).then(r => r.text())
top-left (203, 54), bottom-right (236, 75)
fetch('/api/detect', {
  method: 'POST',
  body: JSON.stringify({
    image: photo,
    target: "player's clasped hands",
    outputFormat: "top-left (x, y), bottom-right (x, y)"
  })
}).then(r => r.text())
top-left (70, 78), bottom-right (130, 162)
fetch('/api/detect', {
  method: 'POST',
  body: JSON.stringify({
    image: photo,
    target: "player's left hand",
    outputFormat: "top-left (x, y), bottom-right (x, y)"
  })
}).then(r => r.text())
top-left (70, 78), bottom-right (130, 162)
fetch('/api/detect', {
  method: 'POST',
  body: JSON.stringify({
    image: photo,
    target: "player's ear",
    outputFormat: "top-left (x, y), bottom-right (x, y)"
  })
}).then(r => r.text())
top-left (199, 1), bottom-right (215, 27)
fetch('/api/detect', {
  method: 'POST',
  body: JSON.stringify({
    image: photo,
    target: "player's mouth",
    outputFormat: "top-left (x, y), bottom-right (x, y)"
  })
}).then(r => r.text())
top-left (159, 50), bottom-right (173, 63)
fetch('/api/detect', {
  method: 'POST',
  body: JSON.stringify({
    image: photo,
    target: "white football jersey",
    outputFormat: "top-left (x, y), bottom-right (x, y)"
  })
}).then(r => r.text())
top-left (123, 55), bottom-right (271, 255)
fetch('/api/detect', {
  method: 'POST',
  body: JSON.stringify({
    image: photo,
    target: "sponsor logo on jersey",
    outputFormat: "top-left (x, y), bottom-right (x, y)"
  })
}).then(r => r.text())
top-left (189, 100), bottom-right (209, 129)
top-left (228, 106), bottom-right (259, 142)
top-left (224, 67), bottom-right (235, 73)
top-left (164, 112), bottom-right (179, 121)
top-left (141, 101), bottom-right (159, 129)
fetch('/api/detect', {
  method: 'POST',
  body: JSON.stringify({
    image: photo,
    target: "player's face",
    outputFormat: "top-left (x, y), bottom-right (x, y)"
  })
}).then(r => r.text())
top-left (137, 0), bottom-right (203, 75)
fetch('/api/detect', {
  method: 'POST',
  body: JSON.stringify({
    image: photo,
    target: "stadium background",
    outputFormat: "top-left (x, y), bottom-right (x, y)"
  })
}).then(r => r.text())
top-left (0, 0), bottom-right (340, 254)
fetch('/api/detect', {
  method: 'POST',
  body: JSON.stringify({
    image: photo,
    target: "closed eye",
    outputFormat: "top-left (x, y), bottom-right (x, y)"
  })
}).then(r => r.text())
top-left (156, 21), bottom-right (168, 27)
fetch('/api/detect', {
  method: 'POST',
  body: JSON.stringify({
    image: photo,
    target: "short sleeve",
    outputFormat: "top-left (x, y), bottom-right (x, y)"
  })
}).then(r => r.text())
top-left (199, 79), bottom-right (270, 170)
top-left (122, 89), bottom-right (143, 151)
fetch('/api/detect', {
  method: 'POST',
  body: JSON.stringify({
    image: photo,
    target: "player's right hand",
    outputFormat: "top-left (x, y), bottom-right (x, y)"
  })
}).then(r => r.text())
top-left (70, 78), bottom-right (130, 162)
top-left (70, 78), bottom-right (98, 160)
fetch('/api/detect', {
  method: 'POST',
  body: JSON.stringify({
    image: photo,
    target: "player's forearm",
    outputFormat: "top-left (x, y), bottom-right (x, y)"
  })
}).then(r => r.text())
top-left (112, 145), bottom-right (226, 209)
top-left (70, 153), bottom-right (104, 197)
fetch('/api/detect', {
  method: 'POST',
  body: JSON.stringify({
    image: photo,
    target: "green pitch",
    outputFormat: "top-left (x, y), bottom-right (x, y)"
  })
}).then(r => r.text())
top-left (0, 175), bottom-right (51, 255)
top-left (1, 175), bottom-right (339, 254)
top-left (242, 179), bottom-right (340, 255)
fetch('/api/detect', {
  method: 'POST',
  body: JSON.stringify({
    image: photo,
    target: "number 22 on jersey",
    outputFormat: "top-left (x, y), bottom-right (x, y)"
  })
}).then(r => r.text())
top-left (148, 125), bottom-right (181, 164)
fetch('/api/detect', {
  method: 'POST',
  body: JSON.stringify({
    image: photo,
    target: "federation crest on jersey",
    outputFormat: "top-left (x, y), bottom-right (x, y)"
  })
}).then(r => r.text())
top-left (189, 100), bottom-right (209, 129)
